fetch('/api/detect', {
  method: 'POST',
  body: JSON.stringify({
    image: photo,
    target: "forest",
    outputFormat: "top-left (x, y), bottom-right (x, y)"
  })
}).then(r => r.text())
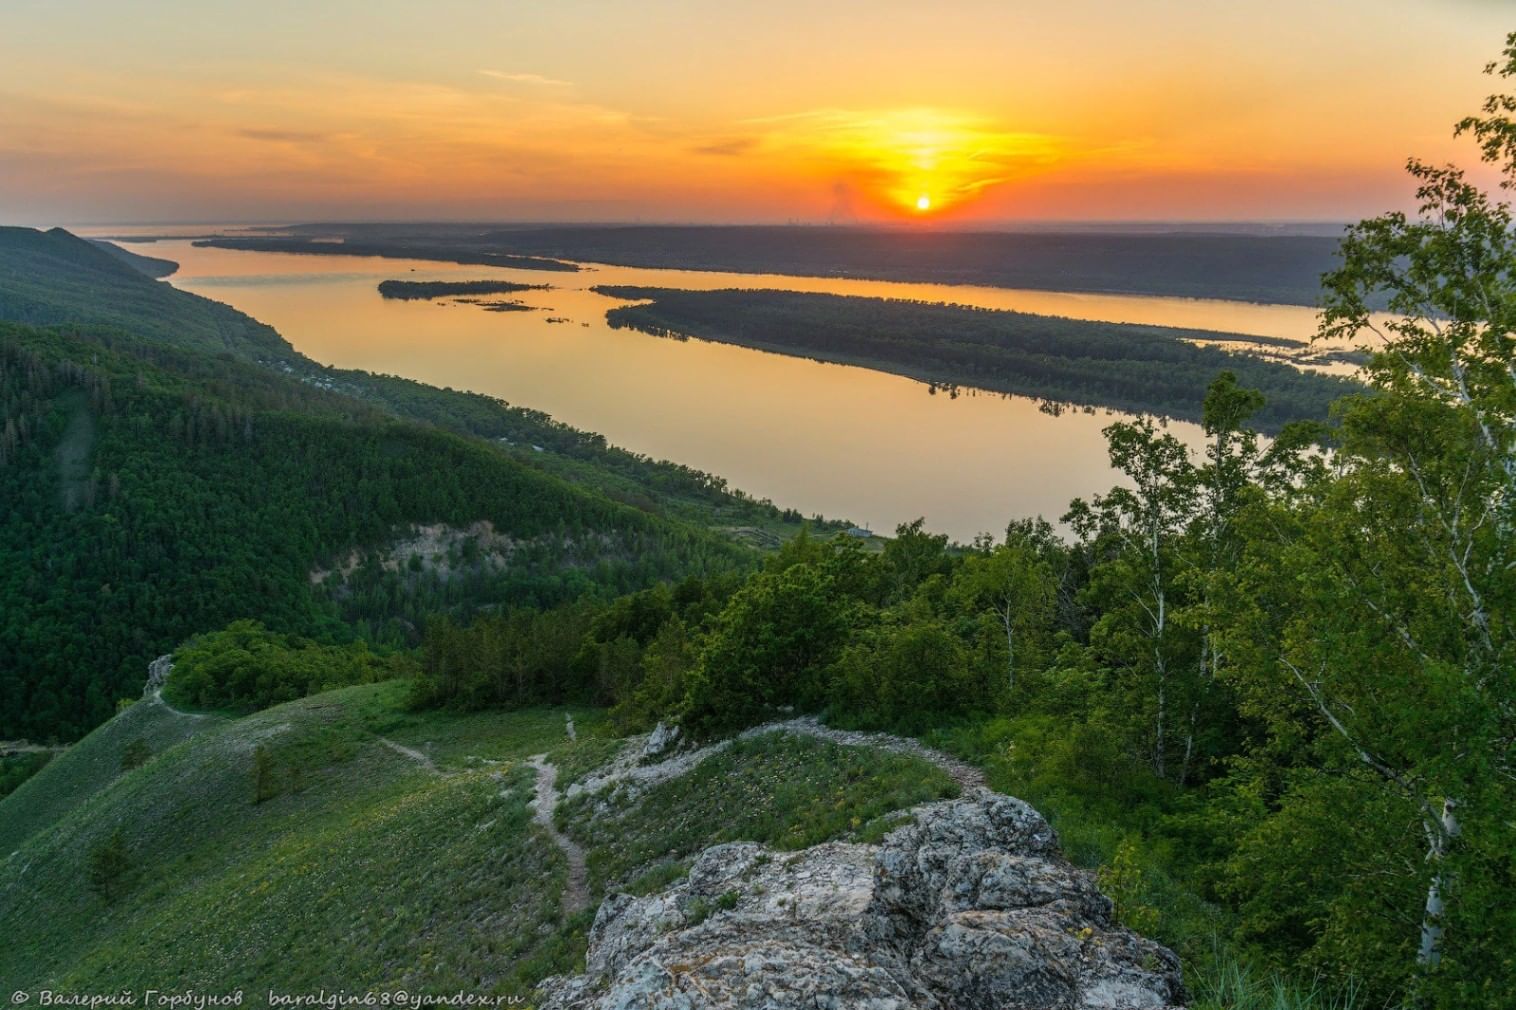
top-left (7, 36), bottom-right (1516, 1006)
top-left (386, 337), bottom-right (1508, 1008)
top-left (0, 231), bottom-right (801, 743)
top-left (600, 286), bottom-right (1356, 430)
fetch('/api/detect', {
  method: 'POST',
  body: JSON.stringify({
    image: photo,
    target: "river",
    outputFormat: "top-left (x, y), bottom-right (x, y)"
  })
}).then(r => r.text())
top-left (101, 234), bottom-right (1345, 541)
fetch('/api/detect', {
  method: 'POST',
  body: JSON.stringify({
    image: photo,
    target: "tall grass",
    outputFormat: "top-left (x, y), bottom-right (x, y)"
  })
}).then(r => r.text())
top-left (1192, 950), bottom-right (1369, 1010)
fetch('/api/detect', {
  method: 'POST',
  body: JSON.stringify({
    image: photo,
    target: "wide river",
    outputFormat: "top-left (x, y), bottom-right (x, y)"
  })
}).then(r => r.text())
top-left (116, 236), bottom-right (1339, 541)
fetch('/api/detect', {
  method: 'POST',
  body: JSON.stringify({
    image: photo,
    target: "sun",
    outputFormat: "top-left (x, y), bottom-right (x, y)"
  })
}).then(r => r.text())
top-left (915, 194), bottom-right (932, 212)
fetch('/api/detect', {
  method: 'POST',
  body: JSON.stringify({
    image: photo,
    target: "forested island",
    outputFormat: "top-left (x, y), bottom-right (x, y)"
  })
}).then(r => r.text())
top-left (195, 235), bottom-right (579, 273)
top-left (377, 279), bottom-right (551, 300)
top-left (599, 286), bottom-right (1355, 431)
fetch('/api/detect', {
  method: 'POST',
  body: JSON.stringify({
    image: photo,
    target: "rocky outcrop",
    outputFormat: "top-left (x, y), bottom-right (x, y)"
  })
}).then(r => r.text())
top-left (538, 790), bottom-right (1185, 1009)
top-left (143, 654), bottom-right (174, 697)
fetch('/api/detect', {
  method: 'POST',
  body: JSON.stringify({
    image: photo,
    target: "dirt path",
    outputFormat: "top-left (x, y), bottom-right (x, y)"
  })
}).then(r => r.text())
top-left (567, 715), bottom-right (985, 803)
top-left (151, 689), bottom-right (211, 721)
top-left (376, 736), bottom-right (445, 775)
top-left (777, 716), bottom-right (986, 789)
top-left (529, 755), bottom-right (590, 917)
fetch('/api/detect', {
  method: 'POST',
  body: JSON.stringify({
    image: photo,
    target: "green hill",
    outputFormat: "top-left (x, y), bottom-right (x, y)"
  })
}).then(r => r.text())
top-left (0, 226), bottom-right (786, 744)
top-left (0, 681), bottom-right (952, 998)
top-left (0, 320), bottom-right (750, 742)
top-left (88, 239), bottom-right (179, 279)
top-left (0, 227), bottom-right (291, 359)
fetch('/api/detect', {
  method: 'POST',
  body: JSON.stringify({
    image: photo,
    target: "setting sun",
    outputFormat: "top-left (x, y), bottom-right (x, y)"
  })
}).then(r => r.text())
top-left (915, 194), bottom-right (932, 211)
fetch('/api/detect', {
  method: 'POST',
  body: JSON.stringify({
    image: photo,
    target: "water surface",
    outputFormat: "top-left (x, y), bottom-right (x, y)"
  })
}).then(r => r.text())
top-left (135, 238), bottom-right (1334, 540)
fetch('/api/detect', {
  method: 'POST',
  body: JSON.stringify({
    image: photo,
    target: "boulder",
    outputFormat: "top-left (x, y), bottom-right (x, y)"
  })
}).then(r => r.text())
top-left (538, 790), bottom-right (1186, 1009)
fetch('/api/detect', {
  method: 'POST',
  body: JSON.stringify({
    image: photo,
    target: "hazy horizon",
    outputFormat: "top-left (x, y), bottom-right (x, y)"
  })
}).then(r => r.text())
top-left (3, 0), bottom-right (1508, 226)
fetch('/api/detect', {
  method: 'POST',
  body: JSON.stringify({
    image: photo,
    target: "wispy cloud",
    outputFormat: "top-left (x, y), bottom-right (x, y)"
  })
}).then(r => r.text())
top-left (692, 137), bottom-right (759, 157)
top-left (478, 70), bottom-right (571, 87)
top-left (237, 127), bottom-right (331, 144)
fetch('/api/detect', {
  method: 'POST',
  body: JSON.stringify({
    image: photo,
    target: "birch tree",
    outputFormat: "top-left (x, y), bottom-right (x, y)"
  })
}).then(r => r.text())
top-left (1279, 32), bottom-right (1516, 990)
top-left (1066, 417), bottom-right (1199, 779)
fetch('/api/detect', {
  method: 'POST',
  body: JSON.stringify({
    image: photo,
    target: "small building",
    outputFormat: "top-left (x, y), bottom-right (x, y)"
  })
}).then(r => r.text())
top-left (845, 526), bottom-right (873, 539)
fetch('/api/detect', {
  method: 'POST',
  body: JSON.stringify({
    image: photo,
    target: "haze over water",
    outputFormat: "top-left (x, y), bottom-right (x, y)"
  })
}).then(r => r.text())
top-left (119, 237), bottom-right (1342, 541)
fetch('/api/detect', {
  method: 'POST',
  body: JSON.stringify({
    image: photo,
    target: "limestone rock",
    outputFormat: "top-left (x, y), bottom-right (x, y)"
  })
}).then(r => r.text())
top-left (143, 654), bottom-right (174, 697)
top-left (538, 790), bottom-right (1186, 1009)
top-left (641, 722), bottom-right (682, 761)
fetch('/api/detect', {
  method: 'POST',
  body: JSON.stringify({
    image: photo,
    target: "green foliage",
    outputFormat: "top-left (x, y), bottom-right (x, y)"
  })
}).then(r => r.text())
top-left (85, 828), bottom-right (130, 903)
top-left (0, 318), bottom-right (748, 742)
top-left (0, 752), bottom-right (53, 800)
top-left (600, 287), bottom-right (1355, 431)
top-left (681, 563), bottom-right (851, 736)
top-left (118, 738), bottom-right (150, 772)
top-left (559, 732), bottom-right (958, 897)
top-left (1098, 836), bottom-right (1162, 936)
top-left (166, 620), bottom-right (410, 714)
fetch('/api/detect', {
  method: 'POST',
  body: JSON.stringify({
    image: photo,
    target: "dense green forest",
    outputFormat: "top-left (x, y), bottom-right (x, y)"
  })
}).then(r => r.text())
top-left (391, 344), bottom-right (1510, 1007)
top-left (0, 231), bottom-right (815, 744)
top-left (0, 227), bottom-right (294, 359)
top-left (599, 286), bottom-right (1356, 430)
top-left (86, 239), bottom-right (178, 279)
top-left (376, 279), bottom-right (551, 299)
top-left (206, 223), bottom-right (1349, 306)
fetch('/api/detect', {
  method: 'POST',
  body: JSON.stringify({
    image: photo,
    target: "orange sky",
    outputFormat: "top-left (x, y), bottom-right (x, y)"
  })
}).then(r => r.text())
top-left (1, 0), bottom-right (1509, 225)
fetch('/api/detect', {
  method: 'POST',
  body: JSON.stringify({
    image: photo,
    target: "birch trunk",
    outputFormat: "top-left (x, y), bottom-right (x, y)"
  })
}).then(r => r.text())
top-left (1417, 799), bottom-right (1461, 968)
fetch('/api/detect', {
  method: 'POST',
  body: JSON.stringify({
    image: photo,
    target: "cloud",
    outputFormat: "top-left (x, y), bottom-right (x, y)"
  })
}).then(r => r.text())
top-left (691, 137), bottom-right (759, 157)
top-left (478, 70), bottom-right (571, 87)
top-left (237, 128), bottom-right (332, 144)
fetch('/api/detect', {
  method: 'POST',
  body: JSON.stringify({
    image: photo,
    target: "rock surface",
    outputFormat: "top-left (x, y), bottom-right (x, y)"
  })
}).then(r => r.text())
top-left (143, 654), bottom-right (174, 697)
top-left (538, 790), bottom-right (1185, 1009)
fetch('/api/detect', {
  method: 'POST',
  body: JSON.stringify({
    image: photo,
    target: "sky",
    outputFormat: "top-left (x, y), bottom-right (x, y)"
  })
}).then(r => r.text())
top-left (0, 0), bottom-right (1510, 226)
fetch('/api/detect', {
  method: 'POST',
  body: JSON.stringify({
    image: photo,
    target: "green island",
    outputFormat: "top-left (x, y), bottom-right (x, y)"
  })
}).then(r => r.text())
top-left (377, 279), bottom-right (552, 300)
top-left (599, 285), bottom-right (1355, 431)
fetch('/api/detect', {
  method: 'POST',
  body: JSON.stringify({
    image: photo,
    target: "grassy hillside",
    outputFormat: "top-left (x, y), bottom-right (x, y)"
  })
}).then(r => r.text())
top-left (0, 227), bottom-right (291, 359)
top-left (0, 693), bottom-right (219, 855)
top-left (0, 682), bottom-right (953, 998)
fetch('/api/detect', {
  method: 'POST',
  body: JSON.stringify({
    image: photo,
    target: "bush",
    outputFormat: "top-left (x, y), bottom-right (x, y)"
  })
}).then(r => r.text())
top-left (166, 620), bottom-right (412, 712)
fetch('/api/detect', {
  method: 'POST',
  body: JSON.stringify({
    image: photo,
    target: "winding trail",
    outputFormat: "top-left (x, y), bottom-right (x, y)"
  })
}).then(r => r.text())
top-left (377, 736), bottom-right (445, 775)
top-left (567, 715), bottom-right (985, 803)
top-left (528, 754), bottom-right (590, 917)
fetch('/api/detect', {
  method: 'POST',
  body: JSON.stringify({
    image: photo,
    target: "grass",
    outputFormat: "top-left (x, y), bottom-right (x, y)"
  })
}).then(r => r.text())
top-left (558, 730), bottom-right (958, 897)
top-left (4, 684), bottom-right (1366, 1006)
top-left (0, 682), bottom-right (609, 999)
top-left (0, 693), bottom-right (222, 856)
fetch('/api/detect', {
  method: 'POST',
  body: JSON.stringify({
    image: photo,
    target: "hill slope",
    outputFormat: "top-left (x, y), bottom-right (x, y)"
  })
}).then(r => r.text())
top-left (0, 227), bottom-right (290, 359)
top-left (0, 320), bottom-right (749, 741)
top-left (0, 681), bottom-right (968, 1000)
top-left (0, 228), bottom-right (849, 744)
